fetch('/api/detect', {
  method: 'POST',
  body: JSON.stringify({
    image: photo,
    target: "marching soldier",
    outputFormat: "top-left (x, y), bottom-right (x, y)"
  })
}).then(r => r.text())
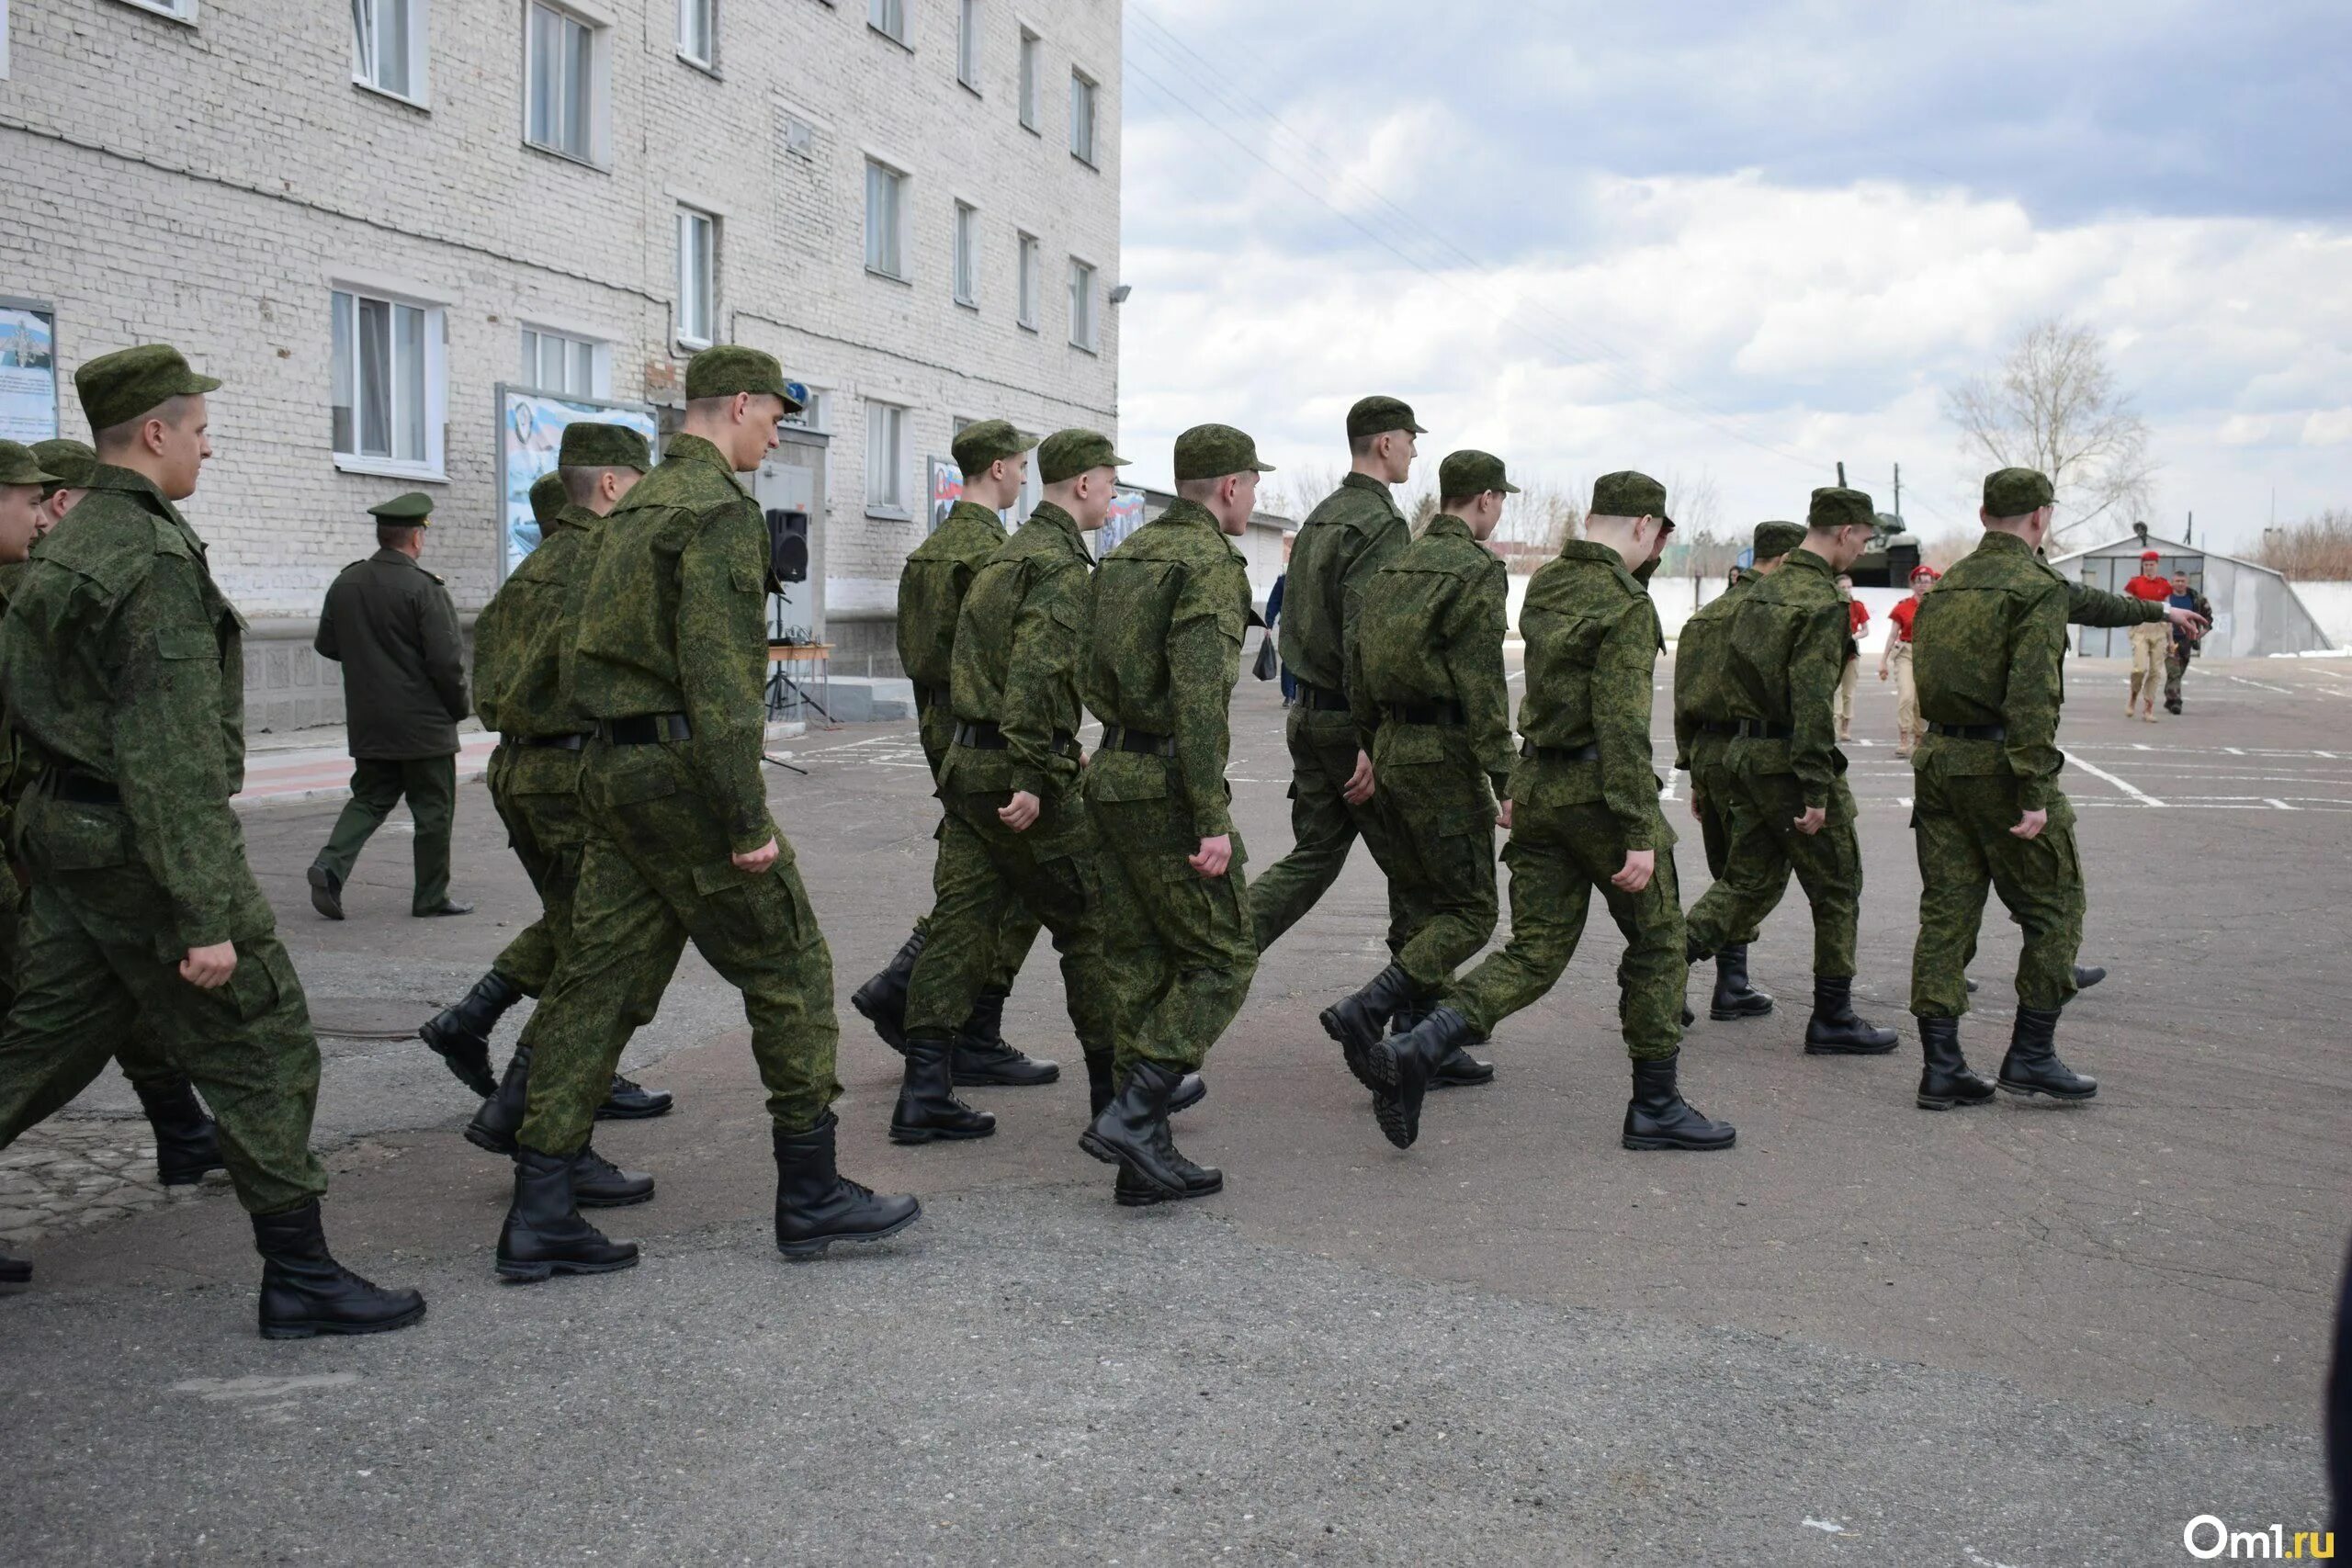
top-left (0, 347), bottom-right (423, 1333)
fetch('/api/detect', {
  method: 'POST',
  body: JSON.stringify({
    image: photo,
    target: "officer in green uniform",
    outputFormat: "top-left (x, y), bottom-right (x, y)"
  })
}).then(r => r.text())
top-left (1077, 424), bottom-right (1265, 1203)
top-left (306, 491), bottom-right (473, 919)
top-left (1319, 450), bottom-right (1518, 1092)
top-left (0, 347), bottom-right (423, 1333)
top-left (1672, 520), bottom-right (1805, 1021)
top-left (852, 422), bottom-right (1055, 1091)
top-left (1370, 472), bottom-right (1734, 1156)
top-left (1247, 395), bottom-right (1426, 958)
top-left (1682, 487), bottom-right (1899, 1055)
top-left (493, 345), bottom-right (918, 1281)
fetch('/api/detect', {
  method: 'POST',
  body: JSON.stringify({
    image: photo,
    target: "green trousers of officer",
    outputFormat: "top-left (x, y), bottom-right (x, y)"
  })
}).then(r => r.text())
top-left (1685, 741), bottom-right (1775, 948)
top-left (1089, 798), bottom-right (1257, 1077)
top-left (1248, 704), bottom-right (1417, 956)
top-left (1908, 759), bottom-right (2085, 1020)
top-left (911, 705), bottom-right (1041, 998)
top-left (1439, 800), bottom-right (1687, 1061)
top-left (315, 754), bottom-right (458, 915)
top-left (1369, 724), bottom-right (1498, 992)
top-left (483, 743), bottom-right (587, 996)
top-left (1682, 750), bottom-right (1859, 976)
top-left (514, 738), bottom-right (840, 1156)
top-left (902, 781), bottom-right (1114, 1072)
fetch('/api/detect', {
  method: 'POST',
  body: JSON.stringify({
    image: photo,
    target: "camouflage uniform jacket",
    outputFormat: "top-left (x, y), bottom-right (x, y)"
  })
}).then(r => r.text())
top-left (1277, 472), bottom-right (1408, 705)
top-left (1724, 547), bottom-right (1848, 812)
top-left (1911, 529), bottom-right (2072, 816)
top-left (567, 433), bottom-right (772, 853)
top-left (898, 501), bottom-right (1009, 702)
top-left (0, 562), bottom-right (24, 846)
top-left (1081, 499), bottom-right (1252, 840)
top-left (473, 502), bottom-right (598, 739)
top-left (1346, 513), bottom-right (1514, 797)
top-left (1513, 541), bottom-right (1668, 852)
top-left (945, 502), bottom-right (1092, 799)
top-left (1671, 568), bottom-right (1752, 770)
top-left (0, 464), bottom-right (267, 948)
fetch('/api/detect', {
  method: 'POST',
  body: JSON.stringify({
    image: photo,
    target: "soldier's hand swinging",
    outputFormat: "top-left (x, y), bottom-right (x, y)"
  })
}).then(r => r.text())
top-left (732, 837), bottom-right (781, 874)
top-left (1793, 805), bottom-right (1826, 836)
top-left (1341, 749), bottom-right (1375, 807)
top-left (1190, 834), bottom-right (1233, 877)
top-left (999, 790), bottom-right (1041, 831)
top-left (180, 941), bottom-right (237, 989)
top-left (1611, 850), bottom-right (1656, 893)
top-left (2009, 808), bottom-right (2048, 840)
top-left (1497, 799), bottom-right (1513, 830)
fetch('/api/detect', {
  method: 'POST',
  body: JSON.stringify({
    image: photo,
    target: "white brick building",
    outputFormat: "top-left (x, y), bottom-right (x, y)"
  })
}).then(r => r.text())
top-left (0, 0), bottom-right (1123, 727)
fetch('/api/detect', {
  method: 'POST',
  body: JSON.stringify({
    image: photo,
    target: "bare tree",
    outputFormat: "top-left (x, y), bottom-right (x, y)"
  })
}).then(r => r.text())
top-left (2253, 508), bottom-right (2352, 580)
top-left (1266, 466), bottom-right (1341, 526)
top-left (1917, 528), bottom-right (1981, 570)
top-left (1944, 317), bottom-right (2158, 548)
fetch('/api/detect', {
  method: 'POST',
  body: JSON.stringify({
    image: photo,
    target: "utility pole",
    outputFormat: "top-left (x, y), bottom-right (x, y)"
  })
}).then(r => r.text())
top-left (1836, 461), bottom-right (1847, 487)
top-left (2187, 511), bottom-right (2193, 546)
top-left (1892, 462), bottom-right (1902, 521)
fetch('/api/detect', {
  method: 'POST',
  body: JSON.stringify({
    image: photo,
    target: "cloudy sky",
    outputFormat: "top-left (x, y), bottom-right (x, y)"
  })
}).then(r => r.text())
top-left (1111, 0), bottom-right (2352, 554)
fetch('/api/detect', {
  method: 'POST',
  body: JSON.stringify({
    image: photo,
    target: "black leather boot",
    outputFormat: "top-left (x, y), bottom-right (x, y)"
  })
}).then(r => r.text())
top-left (253, 1200), bottom-right (426, 1337)
top-left (1114, 1139), bottom-right (1225, 1207)
top-left (570, 1144), bottom-right (656, 1207)
top-left (849, 928), bottom-right (926, 1055)
top-left (774, 1113), bottom-right (922, 1259)
top-left (889, 1036), bottom-right (998, 1145)
top-left (465, 1045), bottom-right (531, 1156)
top-left (1090, 1054), bottom-right (1201, 1118)
top-left (1, 1250), bottom-right (31, 1284)
top-left (2072, 964), bottom-right (2107, 991)
top-left (1079, 1061), bottom-right (1200, 1199)
top-left (1364, 1007), bottom-right (1476, 1150)
top-left (1320, 962), bottom-right (1418, 1092)
top-left (133, 1077), bottom-right (225, 1187)
top-left (1915, 1016), bottom-right (1995, 1111)
top-left (1709, 944), bottom-right (1775, 1020)
top-left (418, 970), bottom-right (523, 1097)
top-left (1621, 1053), bottom-right (1736, 1151)
top-left (1803, 976), bottom-right (1900, 1055)
top-left (952, 986), bottom-right (1061, 1087)
top-left (596, 1073), bottom-right (673, 1120)
top-left (497, 1146), bottom-right (640, 1281)
top-left (1997, 1007), bottom-right (2098, 1101)
top-left (1168, 1070), bottom-right (1206, 1114)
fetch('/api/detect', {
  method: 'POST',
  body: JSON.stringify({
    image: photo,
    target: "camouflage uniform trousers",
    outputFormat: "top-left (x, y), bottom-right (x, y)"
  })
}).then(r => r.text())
top-left (1683, 750), bottom-right (1862, 977)
top-left (1248, 704), bottom-right (1419, 955)
top-left (1907, 759), bottom-right (2084, 1019)
top-left (1438, 801), bottom-right (1687, 1061)
top-left (0, 794), bottom-right (326, 1215)
top-left (902, 779), bottom-right (1115, 1073)
top-left (482, 742), bottom-right (588, 998)
top-left (315, 754), bottom-right (458, 914)
top-left (514, 738), bottom-right (841, 1157)
top-left (2163, 649), bottom-right (2191, 707)
top-left (911, 703), bottom-right (1041, 995)
top-left (1, 874), bottom-right (187, 1097)
top-left (1090, 797), bottom-right (1257, 1077)
top-left (1367, 726), bottom-right (1498, 993)
top-left (1685, 739), bottom-right (1774, 947)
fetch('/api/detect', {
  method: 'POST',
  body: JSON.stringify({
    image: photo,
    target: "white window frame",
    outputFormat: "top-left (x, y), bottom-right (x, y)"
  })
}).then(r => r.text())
top-left (676, 0), bottom-right (717, 71)
top-left (865, 399), bottom-right (909, 516)
top-left (351, 0), bottom-right (429, 105)
top-left (115, 0), bottom-right (198, 23)
top-left (952, 202), bottom-right (979, 308)
top-left (523, 0), bottom-right (610, 167)
top-left (676, 207), bottom-right (718, 349)
top-left (519, 325), bottom-right (609, 399)
top-left (956, 0), bottom-right (980, 92)
top-left (867, 0), bottom-right (907, 47)
top-left (864, 158), bottom-right (909, 282)
top-left (1017, 27), bottom-right (1041, 132)
top-left (783, 387), bottom-right (828, 433)
top-left (331, 283), bottom-right (447, 481)
top-left (1068, 256), bottom-right (1096, 353)
top-left (1015, 231), bottom-right (1040, 332)
top-left (1069, 67), bottom-right (1096, 166)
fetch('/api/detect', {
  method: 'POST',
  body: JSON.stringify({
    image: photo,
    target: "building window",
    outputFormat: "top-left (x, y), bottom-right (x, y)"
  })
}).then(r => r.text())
top-left (520, 326), bottom-right (602, 398)
top-left (525, 1), bottom-right (604, 164)
top-left (677, 208), bottom-right (718, 347)
top-left (783, 389), bottom-right (827, 432)
top-left (118, 0), bottom-right (198, 21)
top-left (865, 159), bottom-right (907, 280)
top-left (352, 0), bottom-right (425, 103)
top-left (1069, 69), bottom-right (1096, 165)
top-left (332, 287), bottom-right (443, 475)
top-left (677, 0), bottom-right (716, 69)
top-left (1068, 258), bottom-right (1096, 352)
top-left (867, 0), bottom-right (905, 45)
top-left (866, 400), bottom-right (908, 513)
top-left (956, 0), bottom-right (979, 90)
top-left (952, 203), bottom-right (979, 307)
top-left (1016, 232), bottom-right (1040, 331)
top-left (1018, 28), bottom-right (1040, 131)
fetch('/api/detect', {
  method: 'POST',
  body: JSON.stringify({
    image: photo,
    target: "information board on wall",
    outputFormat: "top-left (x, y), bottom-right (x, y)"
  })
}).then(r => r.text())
top-left (1097, 488), bottom-right (1148, 557)
top-left (497, 386), bottom-right (661, 580)
top-left (0, 300), bottom-right (60, 445)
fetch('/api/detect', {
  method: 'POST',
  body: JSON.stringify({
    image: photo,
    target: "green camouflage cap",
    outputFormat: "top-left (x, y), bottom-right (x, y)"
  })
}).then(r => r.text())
top-left (1036, 428), bottom-right (1128, 485)
top-left (1808, 486), bottom-right (1876, 532)
top-left (0, 440), bottom-right (62, 490)
top-left (1982, 467), bottom-right (2055, 517)
top-left (75, 344), bottom-right (221, 433)
top-left (30, 438), bottom-right (97, 492)
top-left (1437, 449), bottom-right (1521, 499)
top-left (368, 491), bottom-right (435, 524)
top-left (683, 344), bottom-right (804, 412)
top-left (528, 471), bottom-right (567, 525)
top-left (950, 419), bottom-right (1035, 477)
top-left (1589, 469), bottom-right (1667, 518)
top-left (1345, 395), bottom-right (1427, 440)
top-left (1172, 423), bottom-right (1275, 482)
top-left (1752, 520), bottom-right (1806, 559)
top-left (559, 422), bottom-right (651, 471)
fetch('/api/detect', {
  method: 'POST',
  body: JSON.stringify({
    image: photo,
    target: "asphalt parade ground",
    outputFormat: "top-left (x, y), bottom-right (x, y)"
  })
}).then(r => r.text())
top-left (3, 652), bottom-right (2345, 1565)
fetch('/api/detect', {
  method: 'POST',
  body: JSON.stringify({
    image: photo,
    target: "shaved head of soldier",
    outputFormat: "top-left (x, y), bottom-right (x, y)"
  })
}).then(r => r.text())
top-left (683, 390), bottom-right (790, 472)
top-left (561, 465), bottom-right (642, 515)
top-left (1584, 513), bottom-right (1668, 573)
top-left (1980, 501), bottom-right (2055, 549)
top-left (94, 393), bottom-right (211, 502)
top-left (1045, 464), bottom-right (1120, 530)
top-left (1176, 468), bottom-right (1260, 536)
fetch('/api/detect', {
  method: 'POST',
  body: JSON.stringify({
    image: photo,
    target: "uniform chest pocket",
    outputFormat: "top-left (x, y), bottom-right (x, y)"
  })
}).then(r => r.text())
top-left (156, 626), bottom-right (218, 662)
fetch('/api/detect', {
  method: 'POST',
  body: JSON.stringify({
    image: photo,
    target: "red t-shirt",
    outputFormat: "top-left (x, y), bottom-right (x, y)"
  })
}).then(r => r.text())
top-left (1847, 600), bottom-right (1870, 634)
top-left (2125, 573), bottom-right (2171, 602)
top-left (1889, 596), bottom-right (1920, 643)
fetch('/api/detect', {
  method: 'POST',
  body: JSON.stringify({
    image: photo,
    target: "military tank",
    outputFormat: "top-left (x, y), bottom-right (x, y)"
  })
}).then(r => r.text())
top-left (1847, 511), bottom-right (1921, 588)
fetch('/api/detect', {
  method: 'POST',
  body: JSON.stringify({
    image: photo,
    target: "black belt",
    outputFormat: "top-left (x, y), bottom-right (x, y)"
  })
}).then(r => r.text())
top-left (51, 769), bottom-right (120, 805)
top-left (1928, 722), bottom-right (2007, 740)
top-left (1100, 724), bottom-right (1177, 757)
top-left (1295, 681), bottom-right (1350, 713)
top-left (508, 733), bottom-right (587, 751)
top-left (599, 713), bottom-right (692, 745)
top-left (1735, 719), bottom-right (1792, 739)
top-left (1521, 740), bottom-right (1600, 762)
top-left (1384, 699), bottom-right (1466, 727)
top-left (1694, 719), bottom-right (1740, 737)
top-left (912, 683), bottom-right (952, 711)
top-left (954, 719), bottom-right (1076, 753)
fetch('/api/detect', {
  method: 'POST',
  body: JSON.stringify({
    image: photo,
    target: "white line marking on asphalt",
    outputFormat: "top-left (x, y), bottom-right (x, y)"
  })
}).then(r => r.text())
top-left (2266, 798), bottom-right (2295, 810)
top-left (2224, 746), bottom-right (2245, 754)
top-left (2069, 754), bottom-right (2166, 807)
top-left (2223, 673), bottom-right (2297, 694)
top-left (2132, 742), bottom-right (2153, 750)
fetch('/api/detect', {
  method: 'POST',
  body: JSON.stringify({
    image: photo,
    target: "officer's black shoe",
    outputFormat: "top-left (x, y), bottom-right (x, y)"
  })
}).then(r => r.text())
top-left (0, 1251), bottom-right (31, 1284)
top-left (1079, 1061), bottom-right (1194, 1199)
top-left (2072, 964), bottom-right (2107, 991)
top-left (1364, 1007), bottom-right (1474, 1149)
top-left (849, 928), bottom-right (927, 1055)
top-left (418, 970), bottom-right (522, 1098)
top-left (1321, 962), bottom-right (1419, 1093)
top-left (773, 1112), bottom-right (922, 1259)
top-left (415, 898), bottom-right (474, 917)
top-left (1997, 1007), bottom-right (2098, 1102)
top-left (496, 1146), bottom-right (639, 1281)
top-left (253, 1200), bottom-right (427, 1337)
top-left (134, 1077), bottom-right (225, 1187)
top-left (1803, 976), bottom-right (1900, 1055)
top-left (889, 1036), bottom-right (998, 1145)
top-left (464, 1045), bottom-right (531, 1156)
top-left (1709, 944), bottom-right (1776, 1020)
top-left (596, 1073), bottom-right (673, 1120)
top-left (1621, 1052), bottom-right (1737, 1151)
top-left (952, 985), bottom-right (1061, 1087)
top-left (307, 862), bottom-right (345, 921)
top-left (1430, 1044), bottom-right (1495, 1088)
top-left (570, 1144), bottom-right (656, 1207)
top-left (1915, 1016), bottom-right (1996, 1111)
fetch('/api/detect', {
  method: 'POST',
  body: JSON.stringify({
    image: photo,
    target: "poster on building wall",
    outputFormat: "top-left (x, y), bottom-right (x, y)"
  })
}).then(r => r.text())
top-left (0, 301), bottom-right (60, 445)
top-left (496, 385), bottom-right (661, 581)
top-left (926, 456), bottom-right (962, 535)
top-left (1096, 487), bottom-right (1148, 557)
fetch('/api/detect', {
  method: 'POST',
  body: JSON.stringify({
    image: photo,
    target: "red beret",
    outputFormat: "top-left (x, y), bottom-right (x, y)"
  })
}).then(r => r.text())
top-left (2141, 549), bottom-right (2160, 560)
top-left (1910, 565), bottom-right (1940, 581)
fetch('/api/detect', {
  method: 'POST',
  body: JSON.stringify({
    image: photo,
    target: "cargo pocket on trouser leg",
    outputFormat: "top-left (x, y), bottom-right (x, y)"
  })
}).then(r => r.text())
top-left (173, 939), bottom-right (327, 1215)
top-left (692, 859), bottom-right (838, 1132)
